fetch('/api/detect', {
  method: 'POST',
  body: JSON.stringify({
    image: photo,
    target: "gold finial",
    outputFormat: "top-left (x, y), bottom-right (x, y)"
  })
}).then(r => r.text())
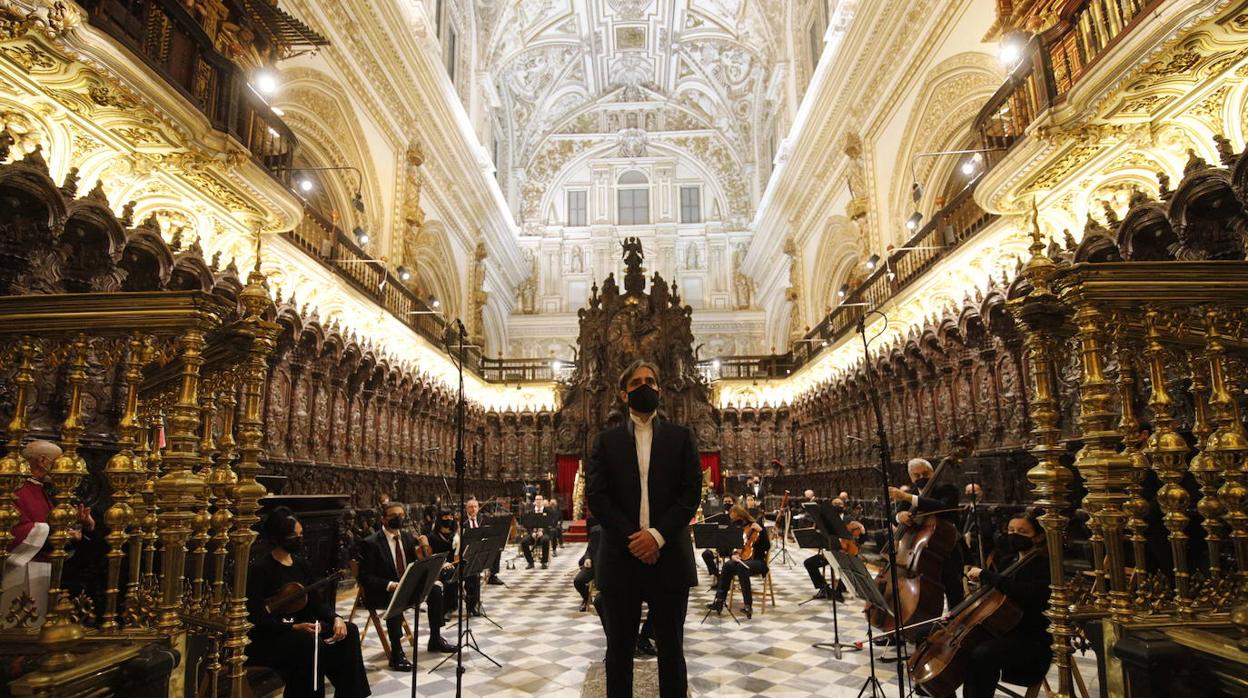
top-left (253, 226), bottom-right (263, 274)
top-left (1028, 195), bottom-right (1044, 256)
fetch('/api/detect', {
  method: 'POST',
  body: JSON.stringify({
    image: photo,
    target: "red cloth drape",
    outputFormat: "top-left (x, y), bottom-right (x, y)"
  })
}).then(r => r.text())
top-left (700, 452), bottom-right (721, 491)
top-left (556, 454), bottom-right (581, 517)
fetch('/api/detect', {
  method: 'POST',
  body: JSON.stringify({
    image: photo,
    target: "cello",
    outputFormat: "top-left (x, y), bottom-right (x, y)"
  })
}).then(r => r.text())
top-left (908, 547), bottom-right (1044, 696)
top-left (866, 433), bottom-right (976, 637)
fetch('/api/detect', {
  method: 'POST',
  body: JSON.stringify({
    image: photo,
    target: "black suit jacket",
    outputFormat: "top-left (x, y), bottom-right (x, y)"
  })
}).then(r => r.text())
top-left (585, 417), bottom-right (701, 592)
top-left (897, 482), bottom-right (960, 525)
top-left (358, 528), bottom-right (420, 609)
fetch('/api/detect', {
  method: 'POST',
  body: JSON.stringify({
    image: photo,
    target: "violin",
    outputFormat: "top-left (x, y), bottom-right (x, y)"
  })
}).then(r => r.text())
top-left (908, 547), bottom-right (1045, 696)
top-left (739, 524), bottom-right (761, 561)
top-left (264, 571), bottom-right (344, 616)
top-left (867, 432), bottom-right (976, 637)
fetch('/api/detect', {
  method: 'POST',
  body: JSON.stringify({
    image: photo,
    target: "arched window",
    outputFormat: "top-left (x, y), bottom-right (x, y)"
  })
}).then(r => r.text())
top-left (617, 171), bottom-right (650, 225)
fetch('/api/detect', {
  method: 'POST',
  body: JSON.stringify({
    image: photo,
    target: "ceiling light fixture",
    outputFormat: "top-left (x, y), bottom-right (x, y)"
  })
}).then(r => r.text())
top-left (253, 68), bottom-right (280, 95)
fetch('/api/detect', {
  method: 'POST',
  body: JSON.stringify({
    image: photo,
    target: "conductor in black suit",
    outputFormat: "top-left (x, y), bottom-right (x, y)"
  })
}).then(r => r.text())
top-left (889, 457), bottom-right (966, 608)
top-left (586, 359), bottom-right (701, 698)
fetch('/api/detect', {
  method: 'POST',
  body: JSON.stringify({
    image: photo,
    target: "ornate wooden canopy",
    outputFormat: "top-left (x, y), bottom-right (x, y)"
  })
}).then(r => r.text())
top-left (554, 236), bottom-right (719, 457)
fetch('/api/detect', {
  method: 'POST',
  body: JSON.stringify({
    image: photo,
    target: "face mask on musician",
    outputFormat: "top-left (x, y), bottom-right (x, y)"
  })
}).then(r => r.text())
top-left (913, 476), bottom-right (931, 489)
top-left (627, 383), bottom-right (660, 413)
top-left (1006, 533), bottom-right (1033, 552)
top-left (439, 519), bottom-right (456, 533)
top-left (386, 516), bottom-right (404, 531)
top-left (283, 535), bottom-right (304, 554)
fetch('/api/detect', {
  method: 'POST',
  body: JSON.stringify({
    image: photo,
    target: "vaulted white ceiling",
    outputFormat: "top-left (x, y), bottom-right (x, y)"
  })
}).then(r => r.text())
top-left (476, 0), bottom-right (790, 225)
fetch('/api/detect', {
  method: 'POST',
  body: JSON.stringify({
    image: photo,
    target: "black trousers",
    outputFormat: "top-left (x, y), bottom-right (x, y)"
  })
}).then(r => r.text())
top-left (550, 524), bottom-right (564, 549)
top-left (574, 566), bottom-right (594, 601)
top-left (600, 583), bottom-right (688, 698)
top-left (715, 558), bottom-right (767, 606)
top-left (804, 553), bottom-right (832, 589)
top-left (962, 629), bottom-right (1052, 698)
top-left (701, 549), bottom-right (719, 578)
top-left (943, 546), bottom-right (966, 609)
top-left (522, 536), bottom-right (549, 564)
top-left (252, 623), bottom-right (370, 698)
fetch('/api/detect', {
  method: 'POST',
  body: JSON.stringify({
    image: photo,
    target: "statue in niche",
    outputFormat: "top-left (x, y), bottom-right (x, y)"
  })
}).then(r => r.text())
top-left (734, 270), bottom-right (753, 309)
top-left (570, 244), bottom-right (584, 273)
top-left (516, 250), bottom-right (538, 314)
top-left (470, 241), bottom-right (488, 342)
top-left (784, 237), bottom-right (804, 342)
top-left (686, 242), bottom-right (701, 270)
top-left (843, 131), bottom-right (869, 222)
top-left (644, 112), bottom-right (656, 130)
top-left (606, 112), bottom-right (620, 131)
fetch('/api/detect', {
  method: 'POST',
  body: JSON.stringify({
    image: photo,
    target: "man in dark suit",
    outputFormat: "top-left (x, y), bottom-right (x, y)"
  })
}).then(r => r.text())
top-left (743, 474), bottom-right (766, 505)
top-left (586, 359), bottom-right (701, 698)
top-left (357, 502), bottom-right (455, 671)
top-left (889, 457), bottom-right (966, 608)
top-left (521, 494), bottom-right (551, 568)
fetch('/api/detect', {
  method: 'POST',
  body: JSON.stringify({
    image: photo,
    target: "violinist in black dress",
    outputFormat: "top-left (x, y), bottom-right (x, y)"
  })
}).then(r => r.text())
top-left (245, 506), bottom-right (370, 698)
top-left (961, 512), bottom-right (1052, 698)
top-left (706, 505), bottom-right (769, 619)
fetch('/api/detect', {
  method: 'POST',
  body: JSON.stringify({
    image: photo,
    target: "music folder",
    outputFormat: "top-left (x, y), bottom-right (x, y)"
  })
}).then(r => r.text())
top-left (792, 526), bottom-right (827, 550)
top-left (691, 523), bottom-right (724, 549)
top-left (384, 552), bottom-right (448, 621)
top-left (519, 513), bottom-right (549, 532)
top-left (830, 549), bottom-right (888, 610)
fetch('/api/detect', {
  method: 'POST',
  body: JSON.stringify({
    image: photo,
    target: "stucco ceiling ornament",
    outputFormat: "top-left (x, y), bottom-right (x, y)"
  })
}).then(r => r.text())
top-left (617, 127), bottom-right (647, 158)
top-left (607, 0), bottom-right (652, 20)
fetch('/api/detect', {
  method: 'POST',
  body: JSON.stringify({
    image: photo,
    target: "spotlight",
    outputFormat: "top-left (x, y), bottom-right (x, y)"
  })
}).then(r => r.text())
top-left (430, 296), bottom-right (441, 309)
top-left (838, 283), bottom-right (849, 299)
top-left (253, 68), bottom-right (280, 96)
top-left (353, 226), bottom-right (369, 245)
top-left (271, 106), bottom-right (285, 117)
top-left (551, 360), bottom-right (562, 372)
top-left (961, 157), bottom-right (978, 176)
top-left (906, 212), bottom-right (923, 231)
top-left (397, 265), bottom-right (412, 282)
top-left (911, 181), bottom-right (923, 203)
top-left (865, 254), bottom-right (881, 271)
top-left (999, 36), bottom-right (1024, 67)
top-left (297, 177), bottom-right (314, 193)
top-left (821, 340), bottom-right (829, 347)
top-left (711, 359), bottom-right (721, 370)
top-left (351, 190), bottom-right (365, 213)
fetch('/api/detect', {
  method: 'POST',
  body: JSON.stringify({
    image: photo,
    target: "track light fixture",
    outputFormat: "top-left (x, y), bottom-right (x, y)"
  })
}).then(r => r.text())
top-left (397, 266), bottom-right (412, 282)
top-left (906, 212), bottom-right (923, 231)
top-left (353, 226), bottom-right (369, 245)
top-left (838, 283), bottom-right (850, 299)
top-left (865, 254), bottom-right (881, 272)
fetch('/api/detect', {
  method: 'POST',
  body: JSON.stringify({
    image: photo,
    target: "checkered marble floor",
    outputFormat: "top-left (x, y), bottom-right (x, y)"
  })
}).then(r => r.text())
top-left (333, 541), bottom-right (1100, 697)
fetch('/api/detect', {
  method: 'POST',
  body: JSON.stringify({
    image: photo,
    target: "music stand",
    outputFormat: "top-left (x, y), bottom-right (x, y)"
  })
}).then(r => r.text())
top-left (699, 525), bottom-right (742, 625)
top-left (691, 522), bottom-right (725, 550)
top-left (792, 526), bottom-right (831, 607)
top-left (430, 540), bottom-right (503, 673)
top-left (832, 550), bottom-right (891, 698)
top-left (769, 507), bottom-right (796, 567)
top-left (384, 552), bottom-right (448, 698)
top-left (461, 528), bottom-right (506, 630)
top-left (800, 513), bottom-right (860, 660)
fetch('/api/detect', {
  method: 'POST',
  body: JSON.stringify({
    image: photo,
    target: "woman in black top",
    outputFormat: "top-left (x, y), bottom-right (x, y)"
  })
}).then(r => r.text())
top-left (961, 512), bottom-right (1052, 698)
top-left (707, 505), bottom-right (770, 619)
top-left (246, 507), bottom-right (371, 698)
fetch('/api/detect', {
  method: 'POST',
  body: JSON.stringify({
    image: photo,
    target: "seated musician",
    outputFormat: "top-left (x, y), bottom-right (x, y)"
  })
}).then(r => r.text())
top-left (245, 507), bottom-right (370, 698)
top-left (889, 457), bottom-right (966, 608)
top-left (802, 489), bottom-right (817, 504)
top-left (962, 512), bottom-right (1051, 698)
top-left (700, 547), bottom-right (720, 587)
top-left (358, 502), bottom-right (454, 668)
top-left (743, 493), bottom-right (760, 519)
top-left (802, 498), bottom-right (861, 601)
top-left (521, 496), bottom-right (551, 569)
top-left (425, 509), bottom-right (464, 639)
top-left (460, 496), bottom-right (486, 609)
top-left (706, 505), bottom-right (769, 619)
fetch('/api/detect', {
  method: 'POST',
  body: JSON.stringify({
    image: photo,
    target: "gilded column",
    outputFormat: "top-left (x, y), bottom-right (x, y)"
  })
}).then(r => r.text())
top-left (1066, 295), bottom-right (1132, 625)
top-left (0, 338), bottom-right (36, 571)
top-left (209, 385), bottom-right (238, 608)
top-left (1141, 308), bottom-right (1193, 615)
top-left (226, 268), bottom-right (276, 696)
top-left (39, 336), bottom-right (90, 670)
top-left (1187, 351), bottom-right (1224, 572)
top-left (101, 334), bottom-right (146, 631)
top-left (1008, 221), bottom-right (1075, 698)
top-left (1110, 322), bottom-right (1149, 578)
top-left (153, 327), bottom-right (208, 633)
top-left (1204, 309), bottom-right (1248, 580)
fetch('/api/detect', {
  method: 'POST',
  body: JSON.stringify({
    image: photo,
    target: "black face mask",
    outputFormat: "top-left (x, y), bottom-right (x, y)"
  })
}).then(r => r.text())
top-left (283, 536), bottom-right (304, 554)
top-left (627, 384), bottom-right (660, 414)
top-left (1007, 533), bottom-right (1034, 553)
top-left (914, 477), bottom-right (931, 490)
top-left (439, 520), bottom-right (456, 533)
top-left (386, 516), bottom-right (404, 531)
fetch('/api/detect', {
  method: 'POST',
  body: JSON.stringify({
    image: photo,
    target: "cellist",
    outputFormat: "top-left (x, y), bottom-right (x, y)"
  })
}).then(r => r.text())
top-left (961, 511), bottom-right (1051, 698)
top-left (888, 457), bottom-right (966, 609)
top-left (706, 505), bottom-right (769, 619)
top-left (246, 506), bottom-right (370, 698)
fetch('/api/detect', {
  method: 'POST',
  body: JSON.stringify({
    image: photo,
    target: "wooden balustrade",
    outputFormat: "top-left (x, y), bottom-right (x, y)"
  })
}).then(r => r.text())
top-left (81, 0), bottom-right (295, 171)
